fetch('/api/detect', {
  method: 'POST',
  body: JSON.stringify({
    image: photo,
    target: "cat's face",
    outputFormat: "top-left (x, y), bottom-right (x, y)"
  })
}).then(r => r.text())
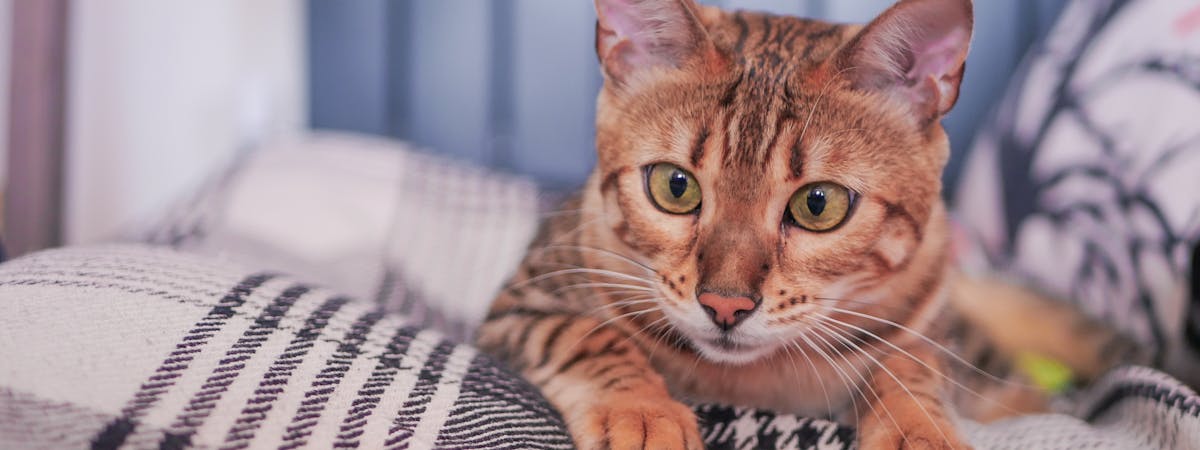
top-left (584, 0), bottom-right (972, 364)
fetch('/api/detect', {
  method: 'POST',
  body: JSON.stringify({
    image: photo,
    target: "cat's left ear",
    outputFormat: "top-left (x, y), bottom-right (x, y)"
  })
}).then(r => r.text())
top-left (836, 0), bottom-right (973, 123)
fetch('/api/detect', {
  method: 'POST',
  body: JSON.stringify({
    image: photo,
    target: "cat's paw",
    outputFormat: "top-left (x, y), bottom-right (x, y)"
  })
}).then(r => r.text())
top-left (857, 418), bottom-right (972, 450)
top-left (570, 394), bottom-right (702, 450)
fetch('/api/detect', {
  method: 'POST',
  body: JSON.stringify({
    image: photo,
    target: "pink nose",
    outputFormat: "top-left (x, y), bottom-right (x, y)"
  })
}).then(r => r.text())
top-left (697, 293), bottom-right (758, 330)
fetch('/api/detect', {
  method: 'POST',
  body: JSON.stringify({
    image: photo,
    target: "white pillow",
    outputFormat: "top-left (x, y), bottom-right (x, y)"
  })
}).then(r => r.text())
top-left (137, 131), bottom-right (543, 341)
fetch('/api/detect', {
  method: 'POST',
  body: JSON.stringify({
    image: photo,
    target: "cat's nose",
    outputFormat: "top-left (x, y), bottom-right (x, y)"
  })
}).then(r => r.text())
top-left (697, 292), bottom-right (758, 331)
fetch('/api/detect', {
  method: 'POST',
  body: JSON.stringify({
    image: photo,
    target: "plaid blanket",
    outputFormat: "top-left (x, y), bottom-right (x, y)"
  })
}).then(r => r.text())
top-left (0, 245), bottom-right (573, 449)
top-left (2, 245), bottom-right (1198, 449)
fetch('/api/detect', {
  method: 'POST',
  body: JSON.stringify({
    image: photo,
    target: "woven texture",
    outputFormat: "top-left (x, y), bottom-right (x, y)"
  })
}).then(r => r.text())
top-left (138, 133), bottom-right (544, 343)
top-left (2, 245), bottom-right (1200, 449)
top-left (0, 246), bottom-right (572, 450)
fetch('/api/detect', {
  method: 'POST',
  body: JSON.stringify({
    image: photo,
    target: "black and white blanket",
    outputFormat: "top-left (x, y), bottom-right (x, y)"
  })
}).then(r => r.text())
top-left (2, 245), bottom-right (1198, 449)
top-left (0, 245), bottom-right (573, 449)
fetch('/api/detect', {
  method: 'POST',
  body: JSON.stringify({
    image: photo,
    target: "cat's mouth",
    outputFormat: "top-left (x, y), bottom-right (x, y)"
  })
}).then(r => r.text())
top-left (660, 306), bottom-right (780, 365)
top-left (707, 335), bottom-right (738, 349)
top-left (689, 333), bottom-right (778, 365)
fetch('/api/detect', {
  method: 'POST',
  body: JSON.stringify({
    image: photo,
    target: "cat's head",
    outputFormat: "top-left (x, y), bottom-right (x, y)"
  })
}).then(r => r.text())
top-left (581, 0), bottom-right (973, 365)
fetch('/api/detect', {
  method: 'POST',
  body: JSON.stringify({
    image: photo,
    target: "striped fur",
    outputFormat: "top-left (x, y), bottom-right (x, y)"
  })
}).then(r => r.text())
top-left (477, 0), bottom-right (996, 448)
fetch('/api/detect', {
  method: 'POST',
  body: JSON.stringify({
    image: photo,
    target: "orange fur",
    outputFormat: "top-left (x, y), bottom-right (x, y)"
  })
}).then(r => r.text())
top-left (477, 1), bottom-right (993, 448)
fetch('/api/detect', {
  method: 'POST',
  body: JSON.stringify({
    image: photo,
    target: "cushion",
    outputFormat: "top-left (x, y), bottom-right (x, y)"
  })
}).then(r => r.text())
top-left (136, 133), bottom-right (545, 343)
top-left (953, 0), bottom-right (1200, 384)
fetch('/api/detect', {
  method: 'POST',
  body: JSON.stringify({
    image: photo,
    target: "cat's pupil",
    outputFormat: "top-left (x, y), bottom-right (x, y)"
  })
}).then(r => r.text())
top-left (669, 171), bottom-right (688, 198)
top-left (807, 189), bottom-right (827, 216)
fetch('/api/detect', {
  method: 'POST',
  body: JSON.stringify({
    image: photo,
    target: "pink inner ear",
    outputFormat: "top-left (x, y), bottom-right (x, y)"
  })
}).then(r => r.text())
top-left (595, 0), bottom-right (700, 74)
top-left (598, 0), bottom-right (656, 68)
top-left (849, 0), bottom-right (972, 118)
top-left (598, 0), bottom-right (641, 43)
top-left (907, 27), bottom-right (969, 82)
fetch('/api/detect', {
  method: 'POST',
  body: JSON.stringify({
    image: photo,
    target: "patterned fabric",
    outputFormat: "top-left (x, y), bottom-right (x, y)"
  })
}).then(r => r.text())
top-left (698, 364), bottom-right (1200, 450)
top-left (2, 246), bottom-right (1200, 449)
top-left (0, 245), bottom-right (572, 449)
top-left (695, 405), bottom-right (854, 449)
top-left (138, 133), bottom-right (544, 343)
top-left (954, 0), bottom-right (1200, 383)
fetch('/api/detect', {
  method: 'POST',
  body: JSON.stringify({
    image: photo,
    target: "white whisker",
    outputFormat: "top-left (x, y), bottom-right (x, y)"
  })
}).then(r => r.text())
top-left (801, 324), bottom-right (899, 433)
top-left (797, 65), bottom-right (859, 148)
top-left (815, 304), bottom-right (1035, 390)
top-left (814, 313), bottom-right (1025, 416)
top-left (804, 320), bottom-right (908, 444)
top-left (562, 305), bottom-right (664, 356)
top-left (808, 296), bottom-right (917, 314)
top-left (583, 296), bottom-right (661, 316)
top-left (778, 336), bottom-right (833, 417)
top-left (515, 267), bottom-right (654, 289)
top-left (551, 282), bottom-right (656, 295)
top-left (808, 316), bottom-right (952, 448)
top-left (794, 332), bottom-right (864, 424)
top-left (622, 315), bottom-right (672, 350)
top-left (537, 244), bottom-right (657, 274)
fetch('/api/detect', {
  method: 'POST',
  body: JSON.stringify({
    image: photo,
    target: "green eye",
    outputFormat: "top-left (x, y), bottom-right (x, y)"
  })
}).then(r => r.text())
top-left (788, 182), bottom-right (853, 231)
top-left (646, 163), bottom-right (701, 214)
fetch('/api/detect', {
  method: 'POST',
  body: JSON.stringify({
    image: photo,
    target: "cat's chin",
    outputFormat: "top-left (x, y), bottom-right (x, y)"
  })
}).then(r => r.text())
top-left (690, 336), bottom-right (778, 366)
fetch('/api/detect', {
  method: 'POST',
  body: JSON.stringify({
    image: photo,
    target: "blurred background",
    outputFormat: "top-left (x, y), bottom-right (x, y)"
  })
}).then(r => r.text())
top-left (5, 0), bottom-right (1200, 401)
top-left (1, 0), bottom-right (1068, 257)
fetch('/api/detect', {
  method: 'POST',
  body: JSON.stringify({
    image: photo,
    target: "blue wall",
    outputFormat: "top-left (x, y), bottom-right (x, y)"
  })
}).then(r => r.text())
top-left (308, 0), bottom-right (1067, 191)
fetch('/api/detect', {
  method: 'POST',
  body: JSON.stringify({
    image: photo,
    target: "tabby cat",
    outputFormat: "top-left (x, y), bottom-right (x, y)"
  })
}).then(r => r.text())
top-left (477, 0), bottom-right (1119, 448)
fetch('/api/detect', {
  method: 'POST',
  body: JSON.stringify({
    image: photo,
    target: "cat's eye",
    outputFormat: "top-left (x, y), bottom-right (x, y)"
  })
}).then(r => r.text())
top-left (787, 182), bottom-right (854, 231)
top-left (645, 163), bottom-right (701, 214)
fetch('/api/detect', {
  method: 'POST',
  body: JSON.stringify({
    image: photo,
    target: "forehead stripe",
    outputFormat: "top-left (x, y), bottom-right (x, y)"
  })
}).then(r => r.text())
top-left (789, 138), bottom-right (804, 180)
top-left (690, 125), bottom-right (710, 167)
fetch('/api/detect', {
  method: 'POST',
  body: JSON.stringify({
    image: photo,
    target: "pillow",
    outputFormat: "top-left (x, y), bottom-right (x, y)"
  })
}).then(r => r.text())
top-left (137, 132), bottom-right (545, 343)
top-left (953, 0), bottom-right (1200, 385)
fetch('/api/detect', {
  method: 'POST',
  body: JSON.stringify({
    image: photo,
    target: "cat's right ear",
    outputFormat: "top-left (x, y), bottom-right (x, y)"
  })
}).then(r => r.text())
top-left (594, 0), bottom-right (726, 88)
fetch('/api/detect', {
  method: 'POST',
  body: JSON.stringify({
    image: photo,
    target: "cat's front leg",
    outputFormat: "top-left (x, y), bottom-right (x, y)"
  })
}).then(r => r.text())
top-left (857, 345), bottom-right (972, 450)
top-left (477, 306), bottom-right (702, 450)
